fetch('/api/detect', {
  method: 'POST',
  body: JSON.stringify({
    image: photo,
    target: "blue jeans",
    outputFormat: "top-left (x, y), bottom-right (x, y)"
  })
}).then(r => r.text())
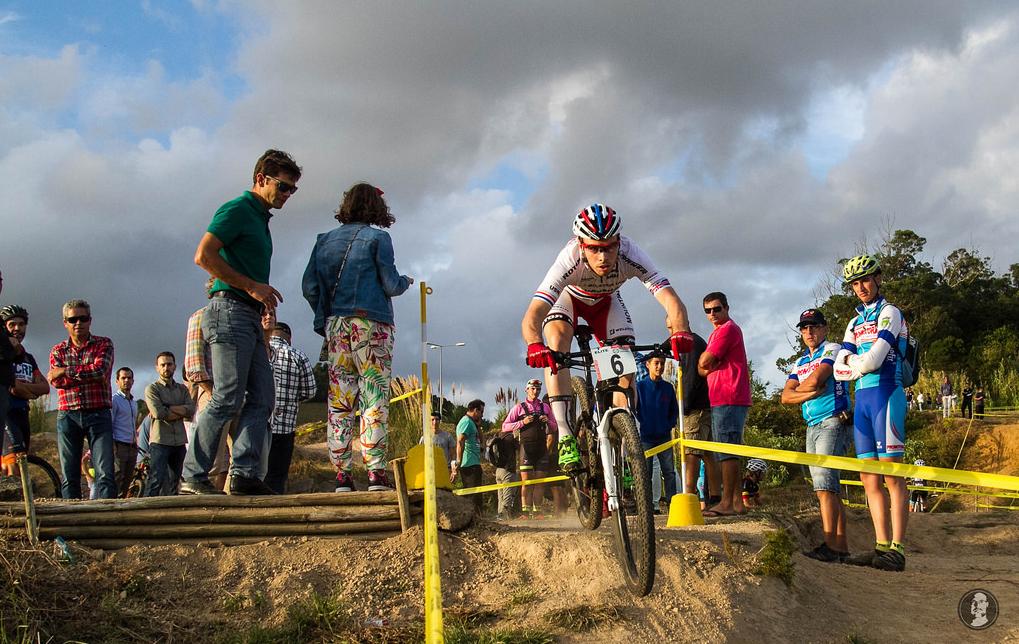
top-left (56, 409), bottom-right (116, 499)
top-left (643, 440), bottom-right (678, 503)
top-left (145, 443), bottom-right (186, 497)
top-left (183, 298), bottom-right (275, 482)
top-left (711, 405), bottom-right (749, 462)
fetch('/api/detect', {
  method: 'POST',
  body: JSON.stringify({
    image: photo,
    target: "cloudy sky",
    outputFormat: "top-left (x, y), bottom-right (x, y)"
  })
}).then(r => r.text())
top-left (2, 1), bottom-right (1017, 407)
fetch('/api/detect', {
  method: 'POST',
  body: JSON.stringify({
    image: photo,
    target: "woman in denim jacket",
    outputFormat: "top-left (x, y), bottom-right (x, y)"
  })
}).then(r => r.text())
top-left (302, 183), bottom-right (413, 492)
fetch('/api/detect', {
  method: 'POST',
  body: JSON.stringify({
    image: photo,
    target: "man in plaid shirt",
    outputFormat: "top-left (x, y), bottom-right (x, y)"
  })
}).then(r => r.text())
top-left (48, 299), bottom-right (117, 499)
top-left (264, 322), bottom-right (317, 493)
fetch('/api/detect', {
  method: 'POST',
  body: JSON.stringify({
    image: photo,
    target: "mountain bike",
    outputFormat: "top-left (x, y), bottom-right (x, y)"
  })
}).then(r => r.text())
top-left (552, 325), bottom-right (667, 597)
top-left (124, 448), bottom-right (150, 499)
top-left (0, 454), bottom-right (61, 501)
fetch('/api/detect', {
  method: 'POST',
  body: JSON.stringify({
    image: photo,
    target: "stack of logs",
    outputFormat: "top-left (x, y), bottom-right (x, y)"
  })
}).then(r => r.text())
top-left (0, 491), bottom-right (422, 550)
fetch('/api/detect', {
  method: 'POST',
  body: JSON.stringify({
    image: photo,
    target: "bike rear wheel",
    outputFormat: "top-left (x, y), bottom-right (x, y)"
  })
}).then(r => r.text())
top-left (25, 455), bottom-right (61, 499)
top-left (608, 411), bottom-right (655, 596)
top-left (570, 376), bottom-right (603, 530)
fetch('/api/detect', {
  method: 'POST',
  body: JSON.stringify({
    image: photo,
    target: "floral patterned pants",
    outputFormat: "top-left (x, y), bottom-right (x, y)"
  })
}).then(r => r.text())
top-left (325, 316), bottom-right (395, 472)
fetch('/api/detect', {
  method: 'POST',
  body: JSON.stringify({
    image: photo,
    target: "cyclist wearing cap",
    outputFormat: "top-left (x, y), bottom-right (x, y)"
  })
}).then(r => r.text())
top-left (521, 204), bottom-right (693, 471)
top-left (834, 254), bottom-right (910, 572)
top-left (503, 378), bottom-right (556, 518)
top-left (781, 307), bottom-right (850, 563)
top-left (1, 305), bottom-right (49, 475)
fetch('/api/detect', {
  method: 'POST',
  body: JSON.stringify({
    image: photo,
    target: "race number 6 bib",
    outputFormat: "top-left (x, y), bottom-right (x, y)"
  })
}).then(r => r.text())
top-left (592, 345), bottom-right (637, 382)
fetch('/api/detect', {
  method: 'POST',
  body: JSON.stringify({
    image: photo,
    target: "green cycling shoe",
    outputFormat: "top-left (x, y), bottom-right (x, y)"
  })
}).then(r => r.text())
top-left (558, 435), bottom-right (582, 472)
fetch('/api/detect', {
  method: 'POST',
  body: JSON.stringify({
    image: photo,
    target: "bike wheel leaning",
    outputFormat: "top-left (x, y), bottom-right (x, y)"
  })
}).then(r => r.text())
top-left (25, 455), bottom-right (61, 499)
top-left (608, 411), bottom-right (655, 596)
top-left (571, 376), bottom-right (603, 530)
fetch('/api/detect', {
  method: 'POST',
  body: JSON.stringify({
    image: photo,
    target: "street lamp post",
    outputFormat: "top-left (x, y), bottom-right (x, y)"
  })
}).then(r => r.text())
top-left (427, 341), bottom-right (466, 419)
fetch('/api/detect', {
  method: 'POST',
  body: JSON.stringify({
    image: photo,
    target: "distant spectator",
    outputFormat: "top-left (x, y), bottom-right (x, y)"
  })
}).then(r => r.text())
top-left (636, 351), bottom-right (679, 510)
top-left (184, 150), bottom-right (301, 496)
top-left (144, 352), bottom-right (194, 497)
top-left (453, 399), bottom-right (485, 512)
top-left (420, 412), bottom-right (457, 476)
top-left (781, 308), bottom-right (851, 563)
top-left (698, 292), bottom-right (751, 517)
top-left (303, 182), bottom-right (413, 493)
top-left (2, 304), bottom-right (49, 474)
top-left (504, 378), bottom-right (556, 519)
top-left (48, 299), bottom-right (116, 499)
top-left (940, 376), bottom-right (953, 418)
top-left (110, 367), bottom-right (139, 497)
top-left (741, 459), bottom-right (767, 508)
top-left (974, 386), bottom-right (985, 418)
top-left (961, 385), bottom-right (974, 419)
top-left (265, 322), bottom-right (317, 494)
top-left (679, 332), bottom-right (719, 505)
top-left (0, 272), bottom-right (15, 474)
top-left (916, 391), bottom-right (925, 411)
top-left (905, 388), bottom-right (914, 411)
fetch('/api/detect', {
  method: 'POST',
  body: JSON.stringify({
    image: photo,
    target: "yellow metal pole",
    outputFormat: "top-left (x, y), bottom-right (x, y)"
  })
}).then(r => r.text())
top-left (675, 364), bottom-right (687, 493)
top-left (420, 282), bottom-right (444, 643)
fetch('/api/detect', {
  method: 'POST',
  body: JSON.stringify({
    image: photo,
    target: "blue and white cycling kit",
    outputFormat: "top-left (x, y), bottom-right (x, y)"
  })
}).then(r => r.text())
top-left (788, 341), bottom-right (848, 426)
top-left (840, 296), bottom-right (909, 459)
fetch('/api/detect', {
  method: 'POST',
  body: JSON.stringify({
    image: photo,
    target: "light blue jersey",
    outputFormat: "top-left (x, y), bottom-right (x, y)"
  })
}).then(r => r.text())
top-left (841, 296), bottom-right (908, 391)
top-left (788, 341), bottom-right (848, 426)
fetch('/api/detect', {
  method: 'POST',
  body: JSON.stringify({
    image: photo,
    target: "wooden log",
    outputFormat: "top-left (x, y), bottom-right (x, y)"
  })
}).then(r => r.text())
top-left (0, 490), bottom-right (423, 516)
top-left (391, 458), bottom-right (411, 532)
top-left (62, 532), bottom-right (401, 549)
top-left (0, 519), bottom-right (402, 540)
top-left (0, 503), bottom-right (421, 528)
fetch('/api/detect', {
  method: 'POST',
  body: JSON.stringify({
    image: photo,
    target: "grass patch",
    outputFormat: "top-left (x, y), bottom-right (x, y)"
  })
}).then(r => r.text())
top-left (509, 587), bottom-right (539, 607)
top-left (755, 529), bottom-right (796, 587)
top-left (545, 604), bottom-right (623, 632)
top-left (443, 607), bottom-right (554, 644)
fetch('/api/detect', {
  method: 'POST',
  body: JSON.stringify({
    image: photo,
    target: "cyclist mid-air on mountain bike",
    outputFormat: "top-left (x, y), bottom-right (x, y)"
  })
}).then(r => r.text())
top-left (521, 204), bottom-right (694, 472)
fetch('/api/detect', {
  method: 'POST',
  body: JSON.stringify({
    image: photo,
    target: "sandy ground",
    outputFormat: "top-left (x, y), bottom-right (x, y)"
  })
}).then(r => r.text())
top-left (6, 422), bottom-right (1019, 642)
top-left (4, 506), bottom-right (1017, 643)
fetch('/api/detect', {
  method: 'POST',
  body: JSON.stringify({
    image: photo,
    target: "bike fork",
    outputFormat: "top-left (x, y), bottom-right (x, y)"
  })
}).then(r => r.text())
top-left (598, 408), bottom-right (631, 512)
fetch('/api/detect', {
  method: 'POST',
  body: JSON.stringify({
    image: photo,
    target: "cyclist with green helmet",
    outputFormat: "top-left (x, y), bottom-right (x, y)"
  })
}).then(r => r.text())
top-left (1, 304), bottom-right (50, 474)
top-left (833, 254), bottom-right (910, 572)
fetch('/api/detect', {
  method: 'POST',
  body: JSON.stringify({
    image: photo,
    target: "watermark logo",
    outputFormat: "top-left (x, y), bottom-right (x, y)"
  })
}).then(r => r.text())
top-left (958, 589), bottom-right (998, 630)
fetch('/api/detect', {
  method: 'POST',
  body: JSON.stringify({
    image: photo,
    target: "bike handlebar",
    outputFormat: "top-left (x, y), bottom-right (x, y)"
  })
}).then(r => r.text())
top-left (551, 340), bottom-right (672, 369)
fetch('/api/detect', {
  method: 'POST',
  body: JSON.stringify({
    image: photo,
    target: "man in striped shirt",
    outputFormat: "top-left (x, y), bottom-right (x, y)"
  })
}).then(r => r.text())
top-left (265, 322), bottom-right (317, 494)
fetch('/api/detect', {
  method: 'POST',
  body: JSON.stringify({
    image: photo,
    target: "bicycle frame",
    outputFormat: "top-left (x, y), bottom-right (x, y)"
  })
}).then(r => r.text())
top-left (556, 325), bottom-right (667, 511)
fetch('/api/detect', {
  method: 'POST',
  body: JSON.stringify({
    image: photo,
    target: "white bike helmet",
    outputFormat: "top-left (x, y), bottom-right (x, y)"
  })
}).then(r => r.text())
top-left (572, 203), bottom-right (621, 241)
top-left (746, 458), bottom-right (768, 473)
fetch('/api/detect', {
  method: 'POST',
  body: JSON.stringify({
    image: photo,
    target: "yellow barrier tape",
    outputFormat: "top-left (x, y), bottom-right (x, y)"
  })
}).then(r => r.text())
top-left (645, 436), bottom-right (682, 458)
top-left (453, 475), bottom-right (569, 496)
top-left (841, 500), bottom-right (867, 509)
top-left (295, 388), bottom-right (423, 437)
top-left (971, 412), bottom-right (1019, 417)
top-left (976, 503), bottom-right (1019, 511)
top-left (682, 438), bottom-right (1019, 492)
top-left (806, 477), bottom-right (1019, 500)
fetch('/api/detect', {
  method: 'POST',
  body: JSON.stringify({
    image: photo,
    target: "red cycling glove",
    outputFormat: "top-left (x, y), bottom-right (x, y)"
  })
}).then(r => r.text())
top-left (526, 343), bottom-right (558, 375)
top-left (669, 332), bottom-right (694, 359)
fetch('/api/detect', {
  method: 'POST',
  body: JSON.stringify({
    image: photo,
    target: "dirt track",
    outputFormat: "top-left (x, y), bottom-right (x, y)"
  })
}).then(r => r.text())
top-left (6, 506), bottom-right (1017, 642)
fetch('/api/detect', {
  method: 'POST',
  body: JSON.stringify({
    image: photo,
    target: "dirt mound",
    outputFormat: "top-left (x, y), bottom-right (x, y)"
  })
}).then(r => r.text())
top-left (4, 506), bottom-right (1018, 642)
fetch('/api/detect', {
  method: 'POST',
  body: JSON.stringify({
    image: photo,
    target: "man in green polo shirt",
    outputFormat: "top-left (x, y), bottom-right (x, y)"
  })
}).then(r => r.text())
top-left (182, 149), bottom-right (301, 496)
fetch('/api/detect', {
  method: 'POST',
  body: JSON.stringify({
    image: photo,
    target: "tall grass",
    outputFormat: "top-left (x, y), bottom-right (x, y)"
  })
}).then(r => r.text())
top-left (986, 360), bottom-right (1019, 408)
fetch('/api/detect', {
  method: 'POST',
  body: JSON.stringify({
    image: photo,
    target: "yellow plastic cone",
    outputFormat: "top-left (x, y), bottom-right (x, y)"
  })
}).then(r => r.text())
top-left (666, 492), bottom-right (705, 526)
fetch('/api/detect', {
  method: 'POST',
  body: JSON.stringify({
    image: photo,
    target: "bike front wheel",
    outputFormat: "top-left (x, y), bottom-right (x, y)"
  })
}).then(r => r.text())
top-left (608, 411), bottom-right (655, 596)
top-left (571, 376), bottom-right (602, 530)
top-left (25, 455), bottom-right (61, 499)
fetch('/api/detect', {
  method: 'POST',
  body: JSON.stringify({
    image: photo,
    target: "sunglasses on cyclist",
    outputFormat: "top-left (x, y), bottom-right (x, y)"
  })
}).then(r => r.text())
top-left (266, 176), bottom-right (298, 194)
top-left (703, 306), bottom-right (724, 314)
top-left (65, 315), bottom-right (92, 324)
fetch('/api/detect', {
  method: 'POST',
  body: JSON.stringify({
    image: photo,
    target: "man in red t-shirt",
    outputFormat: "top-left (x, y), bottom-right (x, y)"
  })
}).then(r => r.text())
top-left (697, 292), bottom-right (751, 517)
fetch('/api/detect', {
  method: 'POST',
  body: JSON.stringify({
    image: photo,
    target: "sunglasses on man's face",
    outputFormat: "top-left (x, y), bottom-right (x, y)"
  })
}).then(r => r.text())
top-left (704, 306), bottom-right (724, 314)
top-left (65, 315), bottom-right (92, 324)
top-left (266, 176), bottom-right (298, 194)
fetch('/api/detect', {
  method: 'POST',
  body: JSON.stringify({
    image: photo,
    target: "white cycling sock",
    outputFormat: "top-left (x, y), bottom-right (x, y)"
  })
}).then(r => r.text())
top-left (550, 399), bottom-right (571, 440)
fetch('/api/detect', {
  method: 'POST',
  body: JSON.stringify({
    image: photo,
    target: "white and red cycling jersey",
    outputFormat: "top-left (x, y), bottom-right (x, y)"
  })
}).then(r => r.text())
top-left (533, 236), bottom-right (671, 341)
top-left (533, 236), bottom-right (670, 307)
